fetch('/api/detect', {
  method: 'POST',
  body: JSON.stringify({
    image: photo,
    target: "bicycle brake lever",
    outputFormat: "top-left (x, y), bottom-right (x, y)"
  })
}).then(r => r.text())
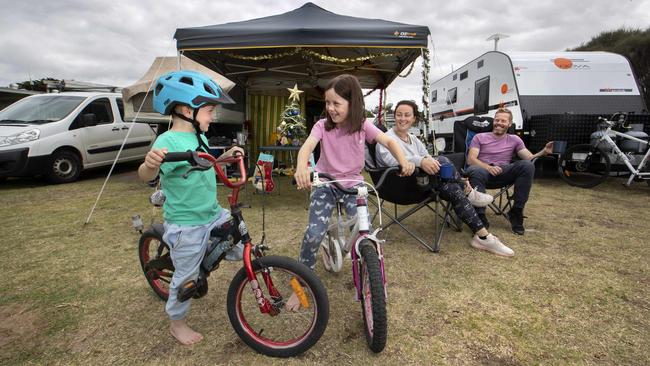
top-left (182, 165), bottom-right (212, 179)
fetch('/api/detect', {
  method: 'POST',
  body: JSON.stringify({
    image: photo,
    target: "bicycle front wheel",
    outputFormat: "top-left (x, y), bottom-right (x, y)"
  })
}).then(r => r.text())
top-left (359, 240), bottom-right (387, 353)
top-left (558, 143), bottom-right (611, 188)
top-left (227, 256), bottom-right (329, 357)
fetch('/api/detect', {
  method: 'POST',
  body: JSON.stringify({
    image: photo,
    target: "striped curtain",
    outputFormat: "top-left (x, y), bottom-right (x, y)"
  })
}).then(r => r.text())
top-left (247, 93), bottom-right (306, 165)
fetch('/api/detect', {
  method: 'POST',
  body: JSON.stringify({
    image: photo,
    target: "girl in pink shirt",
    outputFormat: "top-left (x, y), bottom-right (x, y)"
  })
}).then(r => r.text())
top-left (287, 74), bottom-right (414, 310)
top-left (286, 74), bottom-right (415, 310)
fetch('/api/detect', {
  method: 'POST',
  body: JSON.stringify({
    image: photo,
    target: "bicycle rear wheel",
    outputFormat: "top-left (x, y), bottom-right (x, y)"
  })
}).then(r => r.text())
top-left (359, 240), bottom-right (387, 353)
top-left (321, 234), bottom-right (343, 273)
top-left (138, 228), bottom-right (174, 301)
top-left (558, 143), bottom-right (611, 188)
top-left (227, 255), bottom-right (329, 357)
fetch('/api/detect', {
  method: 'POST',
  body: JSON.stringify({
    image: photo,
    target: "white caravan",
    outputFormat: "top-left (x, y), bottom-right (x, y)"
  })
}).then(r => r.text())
top-left (429, 51), bottom-right (646, 147)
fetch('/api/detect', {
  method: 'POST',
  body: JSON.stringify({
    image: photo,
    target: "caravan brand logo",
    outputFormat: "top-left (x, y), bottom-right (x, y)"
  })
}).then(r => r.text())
top-left (394, 30), bottom-right (417, 39)
top-left (552, 58), bottom-right (591, 70)
top-left (553, 58), bottom-right (573, 69)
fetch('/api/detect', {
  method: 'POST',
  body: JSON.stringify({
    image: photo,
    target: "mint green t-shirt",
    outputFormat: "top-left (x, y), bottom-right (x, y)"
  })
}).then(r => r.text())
top-left (152, 131), bottom-right (222, 225)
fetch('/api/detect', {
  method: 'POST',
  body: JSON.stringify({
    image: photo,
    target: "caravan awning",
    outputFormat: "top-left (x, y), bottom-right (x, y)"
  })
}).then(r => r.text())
top-left (174, 2), bottom-right (430, 91)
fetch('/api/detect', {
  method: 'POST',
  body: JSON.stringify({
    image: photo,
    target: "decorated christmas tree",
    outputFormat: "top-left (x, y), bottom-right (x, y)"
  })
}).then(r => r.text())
top-left (277, 84), bottom-right (307, 145)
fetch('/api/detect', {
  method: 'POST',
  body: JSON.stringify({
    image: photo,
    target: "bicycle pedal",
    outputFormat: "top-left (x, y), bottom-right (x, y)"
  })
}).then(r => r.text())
top-left (178, 280), bottom-right (198, 302)
top-left (193, 277), bottom-right (209, 299)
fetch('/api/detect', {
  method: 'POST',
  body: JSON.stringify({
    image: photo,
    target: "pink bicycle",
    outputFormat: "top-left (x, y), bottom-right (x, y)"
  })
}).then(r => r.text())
top-left (310, 168), bottom-right (398, 353)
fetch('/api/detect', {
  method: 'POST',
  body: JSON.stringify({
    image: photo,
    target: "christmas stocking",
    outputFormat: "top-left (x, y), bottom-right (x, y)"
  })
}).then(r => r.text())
top-left (254, 153), bottom-right (275, 192)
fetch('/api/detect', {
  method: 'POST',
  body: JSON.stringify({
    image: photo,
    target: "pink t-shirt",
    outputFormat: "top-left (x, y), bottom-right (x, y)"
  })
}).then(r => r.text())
top-left (469, 132), bottom-right (526, 166)
top-left (311, 119), bottom-right (381, 188)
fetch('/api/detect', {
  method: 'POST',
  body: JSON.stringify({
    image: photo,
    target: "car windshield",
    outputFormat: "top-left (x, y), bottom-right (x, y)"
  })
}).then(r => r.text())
top-left (0, 95), bottom-right (85, 124)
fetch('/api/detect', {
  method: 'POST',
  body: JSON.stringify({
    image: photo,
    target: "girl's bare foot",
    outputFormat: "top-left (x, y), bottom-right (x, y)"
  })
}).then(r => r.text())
top-left (170, 319), bottom-right (203, 345)
top-left (285, 292), bottom-right (301, 311)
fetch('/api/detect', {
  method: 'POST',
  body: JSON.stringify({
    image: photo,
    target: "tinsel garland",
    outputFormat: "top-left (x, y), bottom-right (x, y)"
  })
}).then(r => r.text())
top-left (222, 47), bottom-right (409, 63)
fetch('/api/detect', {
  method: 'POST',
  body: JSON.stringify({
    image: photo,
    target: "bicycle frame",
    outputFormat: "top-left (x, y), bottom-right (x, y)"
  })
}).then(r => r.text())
top-left (594, 126), bottom-right (650, 186)
top-left (199, 152), bottom-right (282, 315)
top-left (315, 176), bottom-right (387, 302)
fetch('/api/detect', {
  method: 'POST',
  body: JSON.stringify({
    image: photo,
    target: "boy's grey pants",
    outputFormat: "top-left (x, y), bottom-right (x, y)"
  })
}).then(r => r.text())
top-left (163, 210), bottom-right (229, 320)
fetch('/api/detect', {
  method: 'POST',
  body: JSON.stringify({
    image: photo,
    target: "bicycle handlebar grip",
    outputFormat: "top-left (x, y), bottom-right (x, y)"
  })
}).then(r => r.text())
top-left (163, 151), bottom-right (193, 162)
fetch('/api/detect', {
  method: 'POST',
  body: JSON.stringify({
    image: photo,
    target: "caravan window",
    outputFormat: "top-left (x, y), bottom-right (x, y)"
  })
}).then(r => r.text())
top-left (431, 90), bottom-right (437, 103)
top-left (474, 77), bottom-right (490, 115)
top-left (477, 60), bottom-right (484, 69)
top-left (452, 74), bottom-right (457, 81)
top-left (447, 88), bottom-right (457, 105)
top-left (460, 71), bottom-right (468, 80)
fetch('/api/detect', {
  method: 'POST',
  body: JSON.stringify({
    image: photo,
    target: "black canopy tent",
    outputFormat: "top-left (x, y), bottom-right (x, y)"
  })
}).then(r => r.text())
top-left (174, 2), bottom-right (430, 92)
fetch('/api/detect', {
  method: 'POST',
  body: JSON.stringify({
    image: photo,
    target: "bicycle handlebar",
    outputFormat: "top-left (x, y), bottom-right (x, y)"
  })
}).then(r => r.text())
top-left (162, 150), bottom-right (247, 189)
top-left (598, 113), bottom-right (630, 129)
top-left (313, 167), bottom-right (401, 194)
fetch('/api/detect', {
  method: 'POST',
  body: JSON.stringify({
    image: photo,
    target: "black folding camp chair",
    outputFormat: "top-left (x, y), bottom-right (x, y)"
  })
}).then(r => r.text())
top-left (365, 142), bottom-right (461, 253)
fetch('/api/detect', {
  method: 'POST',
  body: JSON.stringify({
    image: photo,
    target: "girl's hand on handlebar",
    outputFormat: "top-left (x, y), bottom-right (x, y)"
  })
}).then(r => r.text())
top-left (399, 161), bottom-right (415, 177)
top-left (144, 148), bottom-right (167, 170)
top-left (295, 165), bottom-right (311, 190)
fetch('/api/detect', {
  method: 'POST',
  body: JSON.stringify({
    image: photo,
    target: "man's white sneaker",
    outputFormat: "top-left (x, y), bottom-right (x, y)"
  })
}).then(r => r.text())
top-left (467, 187), bottom-right (494, 207)
top-left (471, 234), bottom-right (514, 257)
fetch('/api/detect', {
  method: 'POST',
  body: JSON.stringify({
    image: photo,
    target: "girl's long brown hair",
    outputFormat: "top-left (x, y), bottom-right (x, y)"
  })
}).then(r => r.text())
top-left (324, 74), bottom-right (365, 133)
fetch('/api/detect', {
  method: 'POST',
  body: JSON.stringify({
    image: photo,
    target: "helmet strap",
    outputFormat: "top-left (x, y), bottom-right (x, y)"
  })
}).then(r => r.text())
top-left (171, 109), bottom-right (210, 153)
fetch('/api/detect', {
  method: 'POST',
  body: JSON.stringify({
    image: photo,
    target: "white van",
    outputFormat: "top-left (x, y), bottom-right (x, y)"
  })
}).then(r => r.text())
top-left (0, 92), bottom-right (157, 183)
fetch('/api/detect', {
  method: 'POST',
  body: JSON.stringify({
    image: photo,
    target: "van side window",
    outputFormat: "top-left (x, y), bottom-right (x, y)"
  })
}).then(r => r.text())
top-left (81, 98), bottom-right (113, 125)
top-left (431, 90), bottom-right (437, 103)
top-left (447, 88), bottom-right (457, 105)
top-left (474, 77), bottom-right (490, 115)
top-left (116, 98), bottom-right (126, 121)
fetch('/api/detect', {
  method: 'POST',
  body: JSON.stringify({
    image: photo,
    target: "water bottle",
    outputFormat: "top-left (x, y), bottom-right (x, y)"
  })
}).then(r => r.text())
top-left (202, 238), bottom-right (232, 272)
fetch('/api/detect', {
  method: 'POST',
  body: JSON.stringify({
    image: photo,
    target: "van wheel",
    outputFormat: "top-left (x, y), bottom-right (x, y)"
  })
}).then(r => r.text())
top-left (46, 150), bottom-right (81, 184)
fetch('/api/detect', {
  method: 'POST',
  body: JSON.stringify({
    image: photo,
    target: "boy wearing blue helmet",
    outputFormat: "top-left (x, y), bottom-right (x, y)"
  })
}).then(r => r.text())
top-left (138, 70), bottom-right (243, 345)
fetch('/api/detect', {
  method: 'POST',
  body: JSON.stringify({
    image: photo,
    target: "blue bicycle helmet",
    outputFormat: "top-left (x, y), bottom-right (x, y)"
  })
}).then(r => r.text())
top-left (152, 70), bottom-right (234, 115)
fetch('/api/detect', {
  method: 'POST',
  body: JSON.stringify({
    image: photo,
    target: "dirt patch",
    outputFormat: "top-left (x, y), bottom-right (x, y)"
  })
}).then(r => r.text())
top-left (0, 303), bottom-right (47, 349)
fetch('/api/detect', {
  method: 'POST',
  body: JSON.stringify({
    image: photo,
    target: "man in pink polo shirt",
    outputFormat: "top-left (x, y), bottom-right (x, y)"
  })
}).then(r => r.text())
top-left (466, 108), bottom-right (553, 235)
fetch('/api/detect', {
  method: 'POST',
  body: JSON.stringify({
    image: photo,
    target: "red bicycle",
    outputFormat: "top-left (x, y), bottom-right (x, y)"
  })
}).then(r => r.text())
top-left (138, 151), bottom-right (329, 357)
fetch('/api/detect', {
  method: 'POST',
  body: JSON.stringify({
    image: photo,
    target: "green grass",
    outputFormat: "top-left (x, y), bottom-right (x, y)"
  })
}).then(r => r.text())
top-left (1, 166), bottom-right (649, 365)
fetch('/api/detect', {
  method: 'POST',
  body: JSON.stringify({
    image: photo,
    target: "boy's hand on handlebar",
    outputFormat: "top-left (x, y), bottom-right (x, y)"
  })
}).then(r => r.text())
top-left (295, 166), bottom-right (311, 190)
top-left (219, 146), bottom-right (245, 160)
top-left (144, 148), bottom-right (167, 170)
top-left (399, 161), bottom-right (415, 177)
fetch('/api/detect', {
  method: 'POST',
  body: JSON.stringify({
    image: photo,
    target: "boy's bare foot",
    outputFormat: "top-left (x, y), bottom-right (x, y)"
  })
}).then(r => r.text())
top-left (170, 319), bottom-right (203, 345)
top-left (285, 292), bottom-right (301, 311)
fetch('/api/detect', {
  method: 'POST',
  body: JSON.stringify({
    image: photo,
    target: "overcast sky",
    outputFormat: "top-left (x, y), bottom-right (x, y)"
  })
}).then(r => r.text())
top-left (1, 0), bottom-right (648, 108)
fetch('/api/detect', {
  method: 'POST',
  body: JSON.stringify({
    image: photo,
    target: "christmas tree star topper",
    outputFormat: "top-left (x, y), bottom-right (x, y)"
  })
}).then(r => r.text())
top-left (287, 84), bottom-right (304, 102)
